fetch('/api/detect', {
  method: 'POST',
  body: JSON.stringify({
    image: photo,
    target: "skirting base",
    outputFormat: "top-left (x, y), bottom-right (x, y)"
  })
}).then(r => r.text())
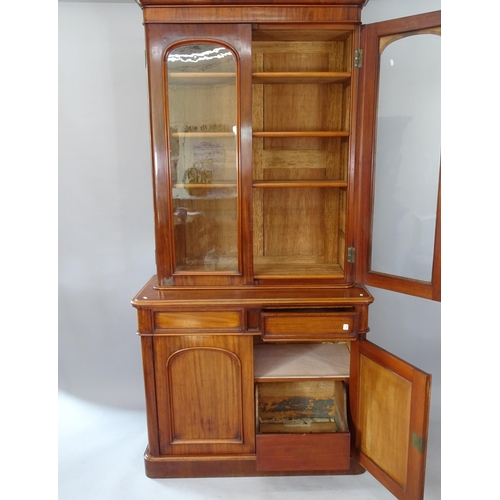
top-left (144, 447), bottom-right (366, 478)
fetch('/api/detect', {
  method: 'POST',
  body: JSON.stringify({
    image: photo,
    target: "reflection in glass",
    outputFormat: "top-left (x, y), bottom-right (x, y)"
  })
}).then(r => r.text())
top-left (371, 34), bottom-right (440, 282)
top-left (167, 43), bottom-right (239, 273)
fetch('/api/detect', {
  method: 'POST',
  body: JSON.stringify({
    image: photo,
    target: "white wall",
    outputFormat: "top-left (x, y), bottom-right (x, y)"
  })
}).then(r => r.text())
top-left (59, 1), bottom-right (154, 407)
top-left (58, 0), bottom-right (442, 429)
top-left (362, 0), bottom-right (440, 22)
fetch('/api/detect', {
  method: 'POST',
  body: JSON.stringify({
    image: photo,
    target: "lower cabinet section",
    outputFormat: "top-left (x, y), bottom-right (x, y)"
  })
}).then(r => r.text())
top-left (145, 336), bottom-right (353, 475)
top-left (134, 284), bottom-right (431, 499)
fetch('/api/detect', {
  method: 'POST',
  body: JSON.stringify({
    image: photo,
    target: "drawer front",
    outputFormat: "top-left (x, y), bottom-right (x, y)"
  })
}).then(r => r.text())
top-left (261, 310), bottom-right (356, 341)
top-left (154, 311), bottom-right (242, 332)
top-left (256, 433), bottom-right (350, 471)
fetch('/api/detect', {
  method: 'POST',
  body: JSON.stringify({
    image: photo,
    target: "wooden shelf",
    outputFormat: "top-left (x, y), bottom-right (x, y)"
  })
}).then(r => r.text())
top-left (172, 132), bottom-right (236, 138)
top-left (169, 72), bottom-right (236, 84)
top-left (254, 257), bottom-right (344, 279)
top-left (253, 180), bottom-right (347, 188)
top-left (175, 256), bottom-right (239, 273)
top-left (173, 183), bottom-right (237, 189)
top-left (253, 131), bottom-right (349, 138)
top-left (252, 71), bottom-right (351, 84)
top-left (254, 343), bottom-right (350, 382)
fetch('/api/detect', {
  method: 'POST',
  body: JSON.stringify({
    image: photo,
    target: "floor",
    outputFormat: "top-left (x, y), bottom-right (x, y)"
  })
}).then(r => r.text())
top-left (58, 390), bottom-right (441, 499)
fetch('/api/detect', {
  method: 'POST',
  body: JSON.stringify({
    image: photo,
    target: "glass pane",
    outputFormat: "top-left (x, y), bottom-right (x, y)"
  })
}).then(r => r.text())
top-left (371, 34), bottom-right (440, 282)
top-left (167, 44), bottom-right (239, 273)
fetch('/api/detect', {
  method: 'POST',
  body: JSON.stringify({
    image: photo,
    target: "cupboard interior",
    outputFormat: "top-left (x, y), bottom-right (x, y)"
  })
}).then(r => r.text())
top-left (252, 28), bottom-right (353, 279)
top-left (254, 342), bottom-right (350, 435)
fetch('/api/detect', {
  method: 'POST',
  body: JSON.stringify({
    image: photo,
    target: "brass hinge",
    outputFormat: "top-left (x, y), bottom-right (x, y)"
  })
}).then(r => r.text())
top-left (347, 247), bottom-right (355, 264)
top-left (354, 49), bottom-right (363, 68)
top-left (411, 432), bottom-right (425, 453)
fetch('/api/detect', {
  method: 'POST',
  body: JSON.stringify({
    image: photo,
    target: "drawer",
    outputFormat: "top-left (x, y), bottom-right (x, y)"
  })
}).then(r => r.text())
top-left (255, 380), bottom-right (350, 471)
top-left (256, 433), bottom-right (350, 472)
top-left (261, 308), bottom-right (356, 341)
top-left (154, 310), bottom-right (242, 332)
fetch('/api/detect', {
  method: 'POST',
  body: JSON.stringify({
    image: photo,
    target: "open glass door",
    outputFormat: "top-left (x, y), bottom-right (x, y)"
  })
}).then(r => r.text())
top-left (355, 11), bottom-right (441, 300)
top-left (350, 339), bottom-right (431, 500)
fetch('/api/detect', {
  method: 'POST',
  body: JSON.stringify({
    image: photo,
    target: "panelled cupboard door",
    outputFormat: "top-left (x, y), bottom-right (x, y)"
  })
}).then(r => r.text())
top-left (153, 335), bottom-right (255, 456)
top-left (355, 11), bottom-right (441, 301)
top-left (351, 339), bottom-right (431, 500)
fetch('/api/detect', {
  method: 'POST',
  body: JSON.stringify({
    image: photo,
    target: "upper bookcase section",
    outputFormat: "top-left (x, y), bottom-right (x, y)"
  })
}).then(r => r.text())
top-left (135, 0), bottom-right (370, 24)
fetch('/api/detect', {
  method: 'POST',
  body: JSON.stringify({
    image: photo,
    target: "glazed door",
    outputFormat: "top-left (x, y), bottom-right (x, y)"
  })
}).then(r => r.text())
top-left (350, 339), bottom-right (431, 500)
top-left (355, 12), bottom-right (441, 300)
top-left (153, 335), bottom-right (255, 456)
top-left (145, 24), bottom-right (253, 287)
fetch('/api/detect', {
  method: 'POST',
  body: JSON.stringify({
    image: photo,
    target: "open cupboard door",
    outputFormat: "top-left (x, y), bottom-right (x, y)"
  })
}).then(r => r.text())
top-left (350, 339), bottom-right (431, 500)
top-left (355, 11), bottom-right (441, 301)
